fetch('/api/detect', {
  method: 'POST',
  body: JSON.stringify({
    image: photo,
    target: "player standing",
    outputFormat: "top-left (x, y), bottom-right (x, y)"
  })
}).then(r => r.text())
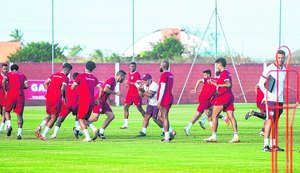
top-left (71, 61), bottom-right (101, 142)
top-left (259, 50), bottom-right (286, 152)
top-left (158, 60), bottom-right (176, 142)
top-left (38, 63), bottom-right (73, 140)
top-left (88, 70), bottom-right (127, 140)
top-left (0, 64), bottom-right (9, 132)
top-left (120, 62), bottom-right (145, 129)
top-left (2, 64), bottom-right (28, 139)
top-left (205, 58), bottom-right (239, 143)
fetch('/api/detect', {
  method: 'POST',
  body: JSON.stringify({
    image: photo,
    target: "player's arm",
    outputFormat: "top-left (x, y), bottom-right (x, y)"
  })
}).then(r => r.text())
top-left (144, 90), bottom-right (156, 99)
top-left (157, 82), bottom-right (166, 105)
top-left (217, 79), bottom-right (231, 88)
top-left (138, 86), bottom-right (145, 97)
top-left (61, 83), bottom-right (67, 102)
top-left (94, 84), bottom-right (103, 105)
top-left (24, 80), bottom-right (29, 89)
top-left (2, 76), bottom-right (8, 93)
top-left (104, 84), bottom-right (120, 96)
top-left (44, 78), bottom-right (51, 89)
top-left (190, 79), bottom-right (204, 93)
top-left (254, 84), bottom-right (259, 95)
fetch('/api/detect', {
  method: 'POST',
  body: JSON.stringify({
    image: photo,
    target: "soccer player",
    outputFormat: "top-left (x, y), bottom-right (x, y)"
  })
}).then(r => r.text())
top-left (259, 50), bottom-right (286, 152)
top-left (38, 63), bottom-right (73, 140)
top-left (86, 70), bottom-right (127, 140)
top-left (120, 62), bottom-right (145, 129)
top-left (49, 72), bottom-right (79, 139)
top-left (71, 61), bottom-right (101, 142)
top-left (158, 60), bottom-right (176, 142)
top-left (2, 64), bottom-right (28, 139)
top-left (184, 70), bottom-right (229, 136)
top-left (0, 64), bottom-right (9, 132)
top-left (245, 84), bottom-right (267, 136)
top-left (205, 57), bottom-right (239, 143)
top-left (136, 73), bottom-right (165, 137)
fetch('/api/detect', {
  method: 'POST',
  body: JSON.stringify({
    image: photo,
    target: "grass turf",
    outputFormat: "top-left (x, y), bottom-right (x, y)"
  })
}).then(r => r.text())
top-left (0, 104), bottom-right (299, 173)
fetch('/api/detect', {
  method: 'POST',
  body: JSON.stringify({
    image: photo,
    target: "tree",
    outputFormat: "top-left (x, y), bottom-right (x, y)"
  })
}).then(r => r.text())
top-left (89, 49), bottom-right (104, 62)
top-left (139, 37), bottom-right (184, 61)
top-left (8, 42), bottom-right (66, 62)
top-left (9, 29), bottom-right (24, 42)
top-left (67, 45), bottom-right (84, 57)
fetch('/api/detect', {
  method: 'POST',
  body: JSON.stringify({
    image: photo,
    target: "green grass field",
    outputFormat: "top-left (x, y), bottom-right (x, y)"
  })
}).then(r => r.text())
top-left (0, 104), bottom-right (299, 173)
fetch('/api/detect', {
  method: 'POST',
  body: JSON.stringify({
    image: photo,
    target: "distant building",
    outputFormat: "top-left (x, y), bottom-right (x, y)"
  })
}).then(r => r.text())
top-left (123, 28), bottom-right (208, 57)
top-left (0, 42), bottom-right (22, 62)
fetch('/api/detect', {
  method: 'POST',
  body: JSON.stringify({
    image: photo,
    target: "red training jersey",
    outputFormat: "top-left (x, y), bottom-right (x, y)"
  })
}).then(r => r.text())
top-left (0, 74), bottom-right (6, 100)
top-left (97, 77), bottom-right (116, 103)
top-left (45, 72), bottom-right (69, 102)
top-left (65, 80), bottom-right (79, 106)
top-left (74, 73), bottom-right (99, 104)
top-left (157, 71), bottom-right (174, 105)
top-left (5, 71), bottom-right (28, 96)
top-left (126, 71), bottom-right (140, 97)
top-left (216, 69), bottom-right (232, 96)
top-left (199, 78), bottom-right (217, 100)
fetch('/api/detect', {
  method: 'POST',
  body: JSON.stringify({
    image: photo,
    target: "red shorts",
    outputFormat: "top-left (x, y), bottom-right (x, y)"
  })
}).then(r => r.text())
top-left (92, 101), bottom-right (112, 114)
top-left (214, 93), bottom-right (235, 112)
top-left (124, 95), bottom-right (142, 106)
top-left (159, 102), bottom-right (172, 111)
top-left (59, 103), bottom-right (78, 117)
top-left (46, 99), bottom-right (62, 116)
top-left (3, 94), bottom-right (25, 116)
top-left (197, 99), bottom-right (213, 113)
top-left (77, 101), bottom-right (94, 119)
top-left (0, 92), bottom-right (5, 106)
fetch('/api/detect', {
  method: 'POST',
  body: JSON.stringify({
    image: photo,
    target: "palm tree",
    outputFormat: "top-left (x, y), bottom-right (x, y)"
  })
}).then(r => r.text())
top-left (9, 29), bottom-right (24, 42)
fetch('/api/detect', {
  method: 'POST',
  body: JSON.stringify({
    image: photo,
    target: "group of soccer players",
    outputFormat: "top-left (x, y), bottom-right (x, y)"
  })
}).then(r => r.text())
top-left (0, 51), bottom-right (294, 149)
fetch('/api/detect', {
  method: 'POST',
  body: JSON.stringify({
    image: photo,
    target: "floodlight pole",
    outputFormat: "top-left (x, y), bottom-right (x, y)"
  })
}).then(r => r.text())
top-left (132, 0), bottom-right (135, 62)
top-left (215, 0), bottom-right (218, 58)
top-left (278, 0), bottom-right (282, 46)
top-left (51, 0), bottom-right (54, 74)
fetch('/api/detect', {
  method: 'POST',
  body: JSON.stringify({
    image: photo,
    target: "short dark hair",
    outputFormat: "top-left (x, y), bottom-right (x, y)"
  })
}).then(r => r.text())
top-left (215, 57), bottom-right (227, 67)
top-left (130, 62), bottom-right (136, 66)
top-left (63, 63), bottom-right (72, 70)
top-left (86, 61), bottom-right (96, 72)
top-left (1, 64), bottom-right (8, 67)
top-left (72, 72), bottom-right (79, 79)
top-left (162, 60), bottom-right (170, 70)
top-left (277, 50), bottom-right (285, 56)
top-left (117, 70), bottom-right (126, 76)
top-left (203, 69), bottom-right (211, 76)
top-left (10, 64), bottom-right (19, 71)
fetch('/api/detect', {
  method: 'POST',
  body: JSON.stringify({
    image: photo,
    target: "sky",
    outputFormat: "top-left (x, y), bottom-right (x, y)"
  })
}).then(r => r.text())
top-left (0, 0), bottom-right (299, 60)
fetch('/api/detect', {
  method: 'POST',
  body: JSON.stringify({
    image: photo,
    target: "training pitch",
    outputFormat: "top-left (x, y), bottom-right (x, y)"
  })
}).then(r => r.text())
top-left (0, 104), bottom-right (299, 173)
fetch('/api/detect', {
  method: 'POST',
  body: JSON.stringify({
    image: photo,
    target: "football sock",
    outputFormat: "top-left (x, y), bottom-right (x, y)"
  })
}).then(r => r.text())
top-left (42, 127), bottom-right (50, 138)
top-left (164, 131), bottom-right (170, 140)
top-left (186, 122), bottom-right (192, 129)
top-left (212, 132), bottom-right (217, 139)
top-left (264, 138), bottom-right (269, 147)
top-left (75, 121), bottom-right (80, 127)
top-left (234, 132), bottom-right (238, 139)
top-left (124, 119), bottom-right (128, 127)
top-left (83, 129), bottom-right (91, 139)
top-left (169, 127), bottom-right (173, 133)
top-left (76, 125), bottom-right (81, 131)
top-left (17, 128), bottom-right (22, 136)
top-left (53, 126), bottom-right (60, 136)
top-left (89, 123), bottom-right (97, 132)
top-left (142, 128), bottom-right (147, 134)
top-left (270, 139), bottom-right (275, 147)
top-left (99, 128), bottom-right (105, 134)
top-left (0, 122), bottom-right (4, 130)
top-left (254, 112), bottom-right (266, 120)
top-left (6, 120), bottom-right (12, 127)
top-left (39, 120), bottom-right (47, 129)
top-left (209, 121), bottom-right (213, 127)
top-left (201, 115), bottom-right (208, 124)
top-left (161, 128), bottom-right (164, 132)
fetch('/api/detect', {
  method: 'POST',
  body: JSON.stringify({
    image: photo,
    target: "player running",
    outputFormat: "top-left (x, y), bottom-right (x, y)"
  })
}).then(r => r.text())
top-left (0, 64), bottom-right (9, 132)
top-left (38, 63), bottom-right (73, 141)
top-left (49, 72), bottom-right (80, 139)
top-left (184, 70), bottom-right (229, 136)
top-left (2, 64), bottom-right (28, 139)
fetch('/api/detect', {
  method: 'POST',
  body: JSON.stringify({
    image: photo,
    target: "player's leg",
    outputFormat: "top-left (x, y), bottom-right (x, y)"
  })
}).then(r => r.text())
top-left (137, 113), bottom-right (152, 137)
top-left (226, 111), bottom-right (240, 143)
top-left (98, 111), bottom-right (115, 139)
top-left (3, 98), bottom-right (16, 137)
top-left (121, 104), bottom-right (130, 129)
top-left (14, 98), bottom-right (25, 140)
top-left (184, 111), bottom-right (202, 136)
top-left (36, 100), bottom-right (53, 137)
top-left (79, 106), bottom-right (93, 142)
top-left (205, 105), bottom-right (223, 142)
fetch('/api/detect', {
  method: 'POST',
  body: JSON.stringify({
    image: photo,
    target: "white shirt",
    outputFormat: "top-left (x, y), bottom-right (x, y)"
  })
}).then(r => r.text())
top-left (143, 81), bottom-right (158, 106)
top-left (258, 63), bottom-right (286, 102)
